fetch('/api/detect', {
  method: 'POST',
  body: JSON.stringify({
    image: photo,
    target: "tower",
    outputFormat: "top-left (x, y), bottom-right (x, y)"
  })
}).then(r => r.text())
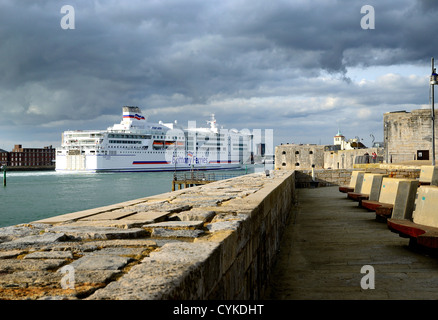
top-left (334, 130), bottom-right (345, 147)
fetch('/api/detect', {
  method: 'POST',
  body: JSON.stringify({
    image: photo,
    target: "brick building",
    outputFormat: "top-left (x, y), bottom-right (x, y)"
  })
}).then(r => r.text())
top-left (0, 149), bottom-right (8, 166)
top-left (1, 145), bottom-right (55, 168)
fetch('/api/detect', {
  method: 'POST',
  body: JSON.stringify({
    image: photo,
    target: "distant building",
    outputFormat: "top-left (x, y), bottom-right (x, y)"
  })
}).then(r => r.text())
top-left (0, 149), bottom-right (8, 166)
top-left (275, 130), bottom-right (383, 170)
top-left (275, 144), bottom-right (325, 170)
top-left (4, 144), bottom-right (55, 168)
top-left (332, 130), bottom-right (366, 150)
top-left (384, 109), bottom-right (438, 163)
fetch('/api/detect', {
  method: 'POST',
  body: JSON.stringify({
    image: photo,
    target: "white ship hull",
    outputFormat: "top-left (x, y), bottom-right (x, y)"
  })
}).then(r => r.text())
top-left (55, 154), bottom-right (242, 172)
top-left (55, 107), bottom-right (252, 173)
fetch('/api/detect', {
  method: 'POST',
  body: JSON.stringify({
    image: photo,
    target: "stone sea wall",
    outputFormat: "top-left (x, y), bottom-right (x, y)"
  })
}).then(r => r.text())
top-left (0, 170), bottom-right (295, 300)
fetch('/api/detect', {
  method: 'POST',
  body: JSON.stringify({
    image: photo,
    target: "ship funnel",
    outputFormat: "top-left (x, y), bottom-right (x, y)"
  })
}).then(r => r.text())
top-left (122, 106), bottom-right (146, 121)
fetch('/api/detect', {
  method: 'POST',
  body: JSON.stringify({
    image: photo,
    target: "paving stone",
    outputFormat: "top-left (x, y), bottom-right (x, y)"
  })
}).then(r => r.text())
top-left (151, 228), bottom-right (204, 239)
top-left (81, 208), bottom-right (138, 221)
top-left (0, 259), bottom-right (66, 272)
top-left (87, 247), bottom-right (145, 257)
top-left (171, 209), bottom-right (216, 222)
top-left (88, 239), bottom-right (157, 249)
top-left (206, 220), bottom-right (241, 232)
top-left (57, 220), bottom-right (146, 229)
top-left (24, 251), bottom-right (74, 259)
top-left (0, 224), bottom-right (45, 242)
top-left (5, 233), bottom-right (67, 245)
top-left (144, 221), bottom-right (204, 229)
top-left (46, 226), bottom-right (147, 240)
top-left (87, 242), bottom-right (220, 300)
top-left (68, 255), bottom-right (133, 271)
top-left (0, 250), bottom-right (24, 259)
top-left (123, 211), bottom-right (170, 223)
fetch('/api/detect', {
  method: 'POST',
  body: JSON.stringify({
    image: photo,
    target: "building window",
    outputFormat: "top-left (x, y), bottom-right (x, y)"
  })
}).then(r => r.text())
top-left (295, 163), bottom-right (300, 166)
top-left (295, 151), bottom-right (299, 155)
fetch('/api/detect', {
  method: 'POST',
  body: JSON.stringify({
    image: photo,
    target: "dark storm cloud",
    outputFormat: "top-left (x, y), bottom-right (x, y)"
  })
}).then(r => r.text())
top-left (0, 0), bottom-right (435, 149)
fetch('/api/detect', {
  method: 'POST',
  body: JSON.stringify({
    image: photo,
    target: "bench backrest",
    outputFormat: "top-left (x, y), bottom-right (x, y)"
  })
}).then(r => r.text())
top-left (419, 166), bottom-right (438, 185)
top-left (351, 171), bottom-right (365, 191)
top-left (379, 178), bottom-right (420, 220)
top-left (360, 173), bottom-right (386, 201)
top-left (412, 186), bottom-right (438, 227)
top-left (379, 178), bottom-right (402, 205)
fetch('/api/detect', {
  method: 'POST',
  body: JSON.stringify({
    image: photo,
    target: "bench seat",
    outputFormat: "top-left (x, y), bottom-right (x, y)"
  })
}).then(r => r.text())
top-left (387, 218), bottom-right (438, 249)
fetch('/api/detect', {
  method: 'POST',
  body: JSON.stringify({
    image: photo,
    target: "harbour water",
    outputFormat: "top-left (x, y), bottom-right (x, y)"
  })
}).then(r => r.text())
top-left (0, 166), bottom-right (261, 228)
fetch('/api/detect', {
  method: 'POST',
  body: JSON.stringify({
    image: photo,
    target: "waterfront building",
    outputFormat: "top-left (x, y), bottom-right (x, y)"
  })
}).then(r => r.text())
top-left (6, 145), bottom-right (55, 168)
top-left (0, 149), bottom-right (8, 166)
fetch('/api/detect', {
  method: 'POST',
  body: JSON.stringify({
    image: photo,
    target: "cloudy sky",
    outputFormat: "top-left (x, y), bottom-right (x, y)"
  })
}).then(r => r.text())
top-left (0, 0), bottom-right (436, 151)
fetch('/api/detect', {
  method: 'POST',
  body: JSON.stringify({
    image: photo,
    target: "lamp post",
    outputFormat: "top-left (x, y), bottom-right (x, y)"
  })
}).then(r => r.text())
top-left (430, 57), bottom-right (437, 166)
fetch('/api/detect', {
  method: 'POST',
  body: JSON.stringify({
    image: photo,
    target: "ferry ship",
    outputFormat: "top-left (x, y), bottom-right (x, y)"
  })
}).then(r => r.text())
top-left (55, 106), bottom-right (252, 172)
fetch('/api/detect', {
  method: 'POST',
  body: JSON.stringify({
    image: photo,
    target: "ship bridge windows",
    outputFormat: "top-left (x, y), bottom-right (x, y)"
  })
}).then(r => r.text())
top-left (109, 140), bottom-right (142, 144)
top-left (108, 134), bottom-right (151, 139)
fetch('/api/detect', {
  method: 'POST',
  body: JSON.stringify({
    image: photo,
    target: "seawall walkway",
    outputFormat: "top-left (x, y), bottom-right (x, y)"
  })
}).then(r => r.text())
top-left (266, 186), bottom-right (438, 300)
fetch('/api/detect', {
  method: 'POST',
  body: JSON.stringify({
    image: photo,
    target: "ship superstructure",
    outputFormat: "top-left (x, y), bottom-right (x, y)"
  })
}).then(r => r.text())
top-left (55, 106), bottom-right (252, 172)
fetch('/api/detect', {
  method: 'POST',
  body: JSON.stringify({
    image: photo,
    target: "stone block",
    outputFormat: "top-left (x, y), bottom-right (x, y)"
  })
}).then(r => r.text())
top-left (353, 171), bottom-right (365, 192)
top-left (419, 166), bottom-right (438, 185)
top-left (151, 228), bottom-right (204, 239)
top-left (361, 173), bottom-right (386, 201)
top-left (390, 179), bottom-right (419, 220)
top-left (24, 251), bottom-right (74, 259)
top-left (412, 186), bottom-right (438, 228)
top-left (46, 226), bottom-right (147, 241)
top-left (69, 254), bottom-right (133, 271)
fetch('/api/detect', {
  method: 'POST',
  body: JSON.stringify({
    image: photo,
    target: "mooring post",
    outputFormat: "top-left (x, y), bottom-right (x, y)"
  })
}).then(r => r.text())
top-left (2, 165), bottom-right (6, 187)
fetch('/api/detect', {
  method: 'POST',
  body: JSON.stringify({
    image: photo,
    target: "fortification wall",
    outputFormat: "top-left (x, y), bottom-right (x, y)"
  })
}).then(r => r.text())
top-left (0, 170), bottom-right (296, 300)
top-left (295, 167), bottom-right (421, 188)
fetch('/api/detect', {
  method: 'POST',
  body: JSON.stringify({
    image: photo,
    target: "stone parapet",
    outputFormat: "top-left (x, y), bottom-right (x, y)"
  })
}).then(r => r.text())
top-left (0, 170), bottom-right (295, 300)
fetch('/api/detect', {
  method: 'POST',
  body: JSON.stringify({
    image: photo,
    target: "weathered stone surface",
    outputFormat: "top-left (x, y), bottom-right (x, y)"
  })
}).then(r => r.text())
top-left (151, 228), bottom-right (204, 239)
top-left (82, 208), bottom-right (138, 221)
top-left (0, 259), bottom-right (66, 272)
top-left (57, 220), bottom-right (146, 229)
top-left (206, 220), bottom-right (241, 232)
top-left (24, 251), bottom-right (74, 259)
top-left (0, 170), bottom-right (295, 300)
top-left (87, 241), bottom-right (220, 300)
top-left (68, 255), bottom-right (132, 271)
top-left (144, 221), bottom-right (204, 229)
top-left (5, 233), bottom-right (67, 245)
top-left (0, 250), bottom-right (24, 259)
top-left (46, 226), bottom-right (147, 240)
top-left (0, 224), bottom-right (48, 243)
top-left (171, 209), bottom-right (216, 222)
top-left (123, 211), bottom-right (170, 224)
